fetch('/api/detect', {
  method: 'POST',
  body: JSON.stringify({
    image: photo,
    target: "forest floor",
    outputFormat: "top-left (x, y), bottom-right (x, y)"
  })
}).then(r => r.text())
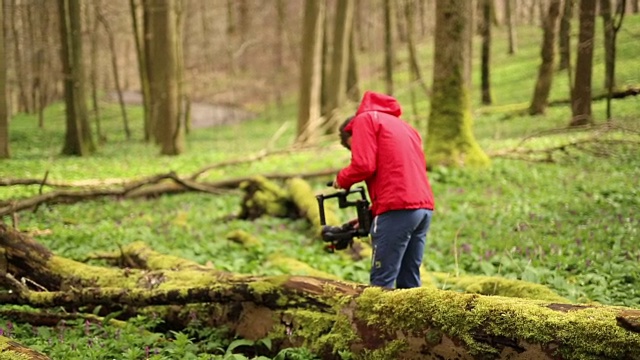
top-left (109, 91), bottom-right (256, 129)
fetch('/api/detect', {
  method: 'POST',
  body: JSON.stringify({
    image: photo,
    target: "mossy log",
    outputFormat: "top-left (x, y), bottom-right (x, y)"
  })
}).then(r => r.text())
top-left (0, 336), bottom-right (50, 360)
top-left (2, 224), bottom-right (640, 359)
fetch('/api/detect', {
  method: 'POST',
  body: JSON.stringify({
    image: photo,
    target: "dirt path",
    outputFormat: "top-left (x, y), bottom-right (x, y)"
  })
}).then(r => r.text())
top-left (110, 91), bottom-right (256, 129)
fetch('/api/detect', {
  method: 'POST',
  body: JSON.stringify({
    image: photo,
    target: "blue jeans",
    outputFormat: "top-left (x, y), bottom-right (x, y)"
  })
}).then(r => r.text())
top-left (369, 209), bottom-right (433, 289)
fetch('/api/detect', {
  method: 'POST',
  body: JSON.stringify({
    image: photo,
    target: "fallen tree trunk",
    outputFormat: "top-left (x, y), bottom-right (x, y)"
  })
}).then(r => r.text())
top-left (0, 336), bottom-right (50, 359)
top-left (1, 224), bottom-right (640, 359)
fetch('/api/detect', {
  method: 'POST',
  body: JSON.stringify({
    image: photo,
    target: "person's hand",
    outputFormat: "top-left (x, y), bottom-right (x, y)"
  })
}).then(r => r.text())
top-left (347, 218), bottom-right (359, 229)
top-left (332, 178), bottom-right (342, 189)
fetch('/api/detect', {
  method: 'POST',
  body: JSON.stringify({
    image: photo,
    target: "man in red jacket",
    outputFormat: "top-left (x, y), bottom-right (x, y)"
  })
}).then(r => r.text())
top-left (333, 91), bottom-right (435, 289)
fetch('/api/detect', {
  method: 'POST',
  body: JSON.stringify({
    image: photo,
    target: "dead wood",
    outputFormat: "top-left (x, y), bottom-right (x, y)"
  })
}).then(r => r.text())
top-left (549, 85), bottom-right (640, 106)
top-left (489, 122), bottom-right (640, 162)
top-left (0, 336), bottom-right (50, 359)
top-left (2, 223), bottom-right (640, 359)
top-left (0, 169), bottom-right (340, 218)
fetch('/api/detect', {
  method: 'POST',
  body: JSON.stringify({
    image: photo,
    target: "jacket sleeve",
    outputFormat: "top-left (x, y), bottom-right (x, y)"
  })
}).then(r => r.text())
top-left (336, 115), bottom-right (377, 189)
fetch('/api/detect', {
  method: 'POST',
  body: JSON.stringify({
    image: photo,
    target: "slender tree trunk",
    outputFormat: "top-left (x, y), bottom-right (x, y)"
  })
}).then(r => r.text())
top-left (10, 0), bottom-right (29, 113)
top-left (632, 0), bottom-right (639, 12)
top-left (274, 0), bottom-right (286, 107)
top-left (558, 0), bottom-right (574, 70)
top-left (600, 0), bottom-right (614, 90)
top-left (296, 0), bottom-right (325, 145)
top-left (87, 0), bottom-right (104, 143)
top-left (383, 0), bottom-right (395, 95)
top-left (97, 6), bottom-right (130, 140)
top-left (529, 0), bottom-right (563, 115)
top-left (346, 27), bottom-right (360, 102)
top-left (130, 0), bottom-right (152, 141)
top-left (570, 0), bottom-right (597, 126)
top-left (58, 0), bottom-right (95, 156)
top-left (605, 0), bottom-right (626, 120)
top-left (404, 0), bottom-right (429, 96)
top-left (427, 0), bottom-right (490, 168)
top-left (481, 0), bottom-right (493, 104)
top-left (325, 0), bottom-right (355, 134)
top-left (0, 0), bottom-right (10, 159)
top-left (142, 0), bottom-right (157, 142)
top-left (505, 0), bottom-right (518, 54)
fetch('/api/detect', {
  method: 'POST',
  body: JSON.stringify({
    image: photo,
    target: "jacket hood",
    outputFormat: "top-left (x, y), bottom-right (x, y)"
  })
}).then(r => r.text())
top-left (355, 91), bottom-right (402, 117)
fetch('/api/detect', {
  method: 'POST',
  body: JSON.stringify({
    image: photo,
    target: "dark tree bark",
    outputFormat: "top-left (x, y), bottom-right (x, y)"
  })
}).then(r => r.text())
top-left (529, 0), bottom-right (563, 115)
top-left (383, 0), bottom-right (395, 95)
top-left (58, 0), bottom-right (96, 156)
top-left (600, 0), bottom-right (615, 90)
top-left (571, 0), bottom-right (597, 126)
top-left (481, 0), bottom-right (493, 105)
top-left (603, 0), bottom-right (626, 120)
top-left (505, 0), bottom-right (518, 54)
top-left (129, 0), bottom-right (152, 141)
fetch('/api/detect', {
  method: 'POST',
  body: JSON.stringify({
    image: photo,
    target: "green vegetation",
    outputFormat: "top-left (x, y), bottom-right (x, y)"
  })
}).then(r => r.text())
top-left (1, 15), bottom-right (639, 360)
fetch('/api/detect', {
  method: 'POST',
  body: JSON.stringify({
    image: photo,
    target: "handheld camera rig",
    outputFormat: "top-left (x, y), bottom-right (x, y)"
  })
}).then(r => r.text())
top-left (316, 182), bottom-right (373, 252)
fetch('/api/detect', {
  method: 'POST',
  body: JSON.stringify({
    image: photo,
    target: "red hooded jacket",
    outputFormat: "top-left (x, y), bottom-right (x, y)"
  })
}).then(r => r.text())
top-left (336, 91), bottom-right (435, 216)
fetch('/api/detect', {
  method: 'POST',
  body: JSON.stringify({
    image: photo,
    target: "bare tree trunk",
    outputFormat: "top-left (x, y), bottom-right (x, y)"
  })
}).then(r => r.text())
top-left (529, 0), bottom-right (563, 115)
top-left (0, 0), bottom-right (9, 159)
top-left (558, 0), bottom-right (574, 70)
top-left (505, 0), bottom-right (518, 54)
top-left (147, 0), bottom-right (183, 155)
top-left (346, 29), bottom-right (360, 102)
top-left (481, 0), bottom-right (493, 104)
top-left (58, 0), bottom-right (95, 156)
top-left (571, 0), bottom-right (597, 126)
top-left (97, 6), bottom-right (131, 140)
top-left (10, 0), bottom-right (29, 114)
top-left (274, 0), bottom-right (286, 107)
top-left (87, 0), bottom-right (104, 143)
top-left (129, 0), bottom-right (152, 142)
top-left (600, 0), bottom-right (614, 90)
top-left (325, 0), bottom-right (355, 134)
top-left (142, 0), bottom-right (157, 142)
top-left (404, 0), bottom-right (429, 97)
top-left (632, 0), bottom-right (639, 12)
top-left (296, 0), bottom-right (325, 145)
top-left (383, 0), bottom-right (395, 95)
top-left (605, 0), bottom-right (626, 120)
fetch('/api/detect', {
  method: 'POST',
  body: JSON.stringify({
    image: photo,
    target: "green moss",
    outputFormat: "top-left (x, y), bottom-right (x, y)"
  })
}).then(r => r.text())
top-left (267, 255), bottom-right (340, 280)
top-left (428, 271), bottom-right (569, 302)
top-left (240, 176), bottom-right (291, 218)
top-left (354, 287), bottom-right (640, 359)
top-left (0, 337), bottom-right (33, 360)
top-left (121, 241), bottom-right (207, 270)
top-left (287, 177), bottom-right (341, 235)
top-left (361, 339), bottom-right (408, 360)
top-left (226, 230), bottom-right (263, 250)
top-left (427, 70), bottom-right (490, 168)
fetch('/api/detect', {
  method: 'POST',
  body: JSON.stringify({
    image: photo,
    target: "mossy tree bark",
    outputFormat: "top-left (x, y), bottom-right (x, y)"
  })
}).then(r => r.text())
top-left (426, 0), bottom-right (490, 168)
top-left (1, 223), bottom-right (640, 359)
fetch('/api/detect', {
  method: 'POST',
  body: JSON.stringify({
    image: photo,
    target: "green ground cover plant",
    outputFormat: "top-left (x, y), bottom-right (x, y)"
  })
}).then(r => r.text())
top-left (1, 15), bottom-right (639, 360)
